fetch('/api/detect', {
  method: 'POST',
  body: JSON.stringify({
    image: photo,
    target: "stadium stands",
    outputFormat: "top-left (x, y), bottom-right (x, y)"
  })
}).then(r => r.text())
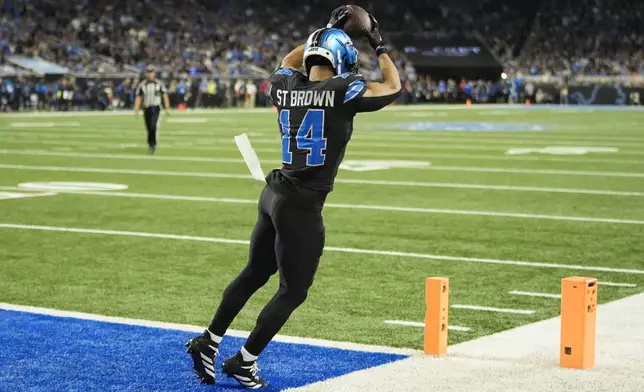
top-left (1, 0), bottom-right (643, 110)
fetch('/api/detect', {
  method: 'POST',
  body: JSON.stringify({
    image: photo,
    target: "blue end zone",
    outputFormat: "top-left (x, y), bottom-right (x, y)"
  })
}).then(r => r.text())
top-left (0, 310), bottom-right (405, 392)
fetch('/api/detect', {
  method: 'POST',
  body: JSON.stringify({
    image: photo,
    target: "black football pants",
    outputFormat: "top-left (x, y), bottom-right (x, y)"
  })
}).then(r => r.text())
top-left (143, 106), bottom-right (160, 148)
top-left (208, 185), bottom-right (325, 355)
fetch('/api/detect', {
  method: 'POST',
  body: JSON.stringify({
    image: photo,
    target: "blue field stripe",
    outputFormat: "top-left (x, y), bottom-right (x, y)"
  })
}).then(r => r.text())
top-left (0, 310), bottom-right (405, 392)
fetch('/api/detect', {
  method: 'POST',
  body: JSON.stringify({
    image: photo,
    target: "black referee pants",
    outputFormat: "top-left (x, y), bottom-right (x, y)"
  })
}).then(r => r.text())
top-left (143, 106), bottom-right (161, 147)
top-left (208, 185), bottom-right (325, 355)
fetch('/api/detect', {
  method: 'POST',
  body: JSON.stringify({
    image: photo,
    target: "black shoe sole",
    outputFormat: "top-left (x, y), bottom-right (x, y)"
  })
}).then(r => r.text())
top-left (186, 340), bottom-right (216, 385)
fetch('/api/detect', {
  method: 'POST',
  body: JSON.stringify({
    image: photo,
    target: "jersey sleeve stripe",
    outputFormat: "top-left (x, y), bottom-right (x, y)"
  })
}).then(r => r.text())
top-left (343, 79), bottom-right (367, 103)
top-left (275, 68), bottom-right (294, 76)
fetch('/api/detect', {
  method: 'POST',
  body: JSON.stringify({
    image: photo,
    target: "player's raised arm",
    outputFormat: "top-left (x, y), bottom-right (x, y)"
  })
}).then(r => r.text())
top-left (280, 44), bottom-right (306, 70)
top-left (351, 14), bottom-right (401, 112)
top-left (362, 15), bottom-right (401, 98)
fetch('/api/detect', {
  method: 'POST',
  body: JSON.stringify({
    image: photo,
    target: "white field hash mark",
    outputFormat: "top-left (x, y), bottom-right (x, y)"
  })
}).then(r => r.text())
top-left (508, 291), bottom-right (561, 299)
top-left (451, 305), bottom-right (536, 315)
top-left (0, 187), bottom-right (641, 226)
top-left (383, 320), bottom-right (471, 331)
top-left (2, 164), bottom-right (644, 197)
top-left (1, 224), bottom-right (643, 275)
top-left (0, 303), bottom-right (419, 356)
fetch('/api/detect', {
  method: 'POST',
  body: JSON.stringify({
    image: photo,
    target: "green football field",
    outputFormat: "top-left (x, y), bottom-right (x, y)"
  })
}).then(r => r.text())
top-left (1, 105), bottom-right (643, 350)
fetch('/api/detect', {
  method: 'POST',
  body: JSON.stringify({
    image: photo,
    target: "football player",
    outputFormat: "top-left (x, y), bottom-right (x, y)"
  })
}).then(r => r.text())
top-left (186, 9), bottom-right (401, 388)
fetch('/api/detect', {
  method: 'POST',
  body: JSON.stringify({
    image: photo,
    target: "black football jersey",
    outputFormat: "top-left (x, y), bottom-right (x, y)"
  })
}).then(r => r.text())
top-left (269, 68), bottom-right (367, 193)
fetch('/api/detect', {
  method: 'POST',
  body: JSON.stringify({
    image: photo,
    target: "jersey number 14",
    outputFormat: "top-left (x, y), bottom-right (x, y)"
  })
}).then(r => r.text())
top-left (280, 109), bottom-right (327, 166)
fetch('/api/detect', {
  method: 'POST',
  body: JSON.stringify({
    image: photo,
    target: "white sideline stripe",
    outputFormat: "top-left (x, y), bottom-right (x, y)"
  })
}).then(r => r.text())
top-left (2, 164), bottom-right (644, 197)
top-left (508, 291), bottom-right (561, 299)
top-left (383, 320), bottom-right (471, 331)
top-left (600, 282), bottom-right (638, 288)
top-left (1, 187), bottom-right (638, 226)
top-left (0, 302), bottom-right (419, 356)
top-left (1, 224), bottom-right (643, 275)
top-left (452, 305), bottom-right (536, 315)
top-left (2, 149), bottom-right (644, 179)
top-left (3, 138), bottom-right (643, 165)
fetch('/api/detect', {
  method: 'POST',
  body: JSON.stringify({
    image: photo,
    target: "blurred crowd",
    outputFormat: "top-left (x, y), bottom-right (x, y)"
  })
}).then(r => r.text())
top-left (0, 75), bottom-right (274, 111)
top-left (1, 0), bottom-right (643, 110)
top-left (515, 0), bottom-right (644, 77)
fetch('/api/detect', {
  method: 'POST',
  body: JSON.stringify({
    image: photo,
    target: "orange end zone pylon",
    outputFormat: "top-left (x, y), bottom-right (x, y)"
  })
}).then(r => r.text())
top-left (560, 276), bottom-right (597, 369)
top-left (424, 277), bottom-right (449, 356)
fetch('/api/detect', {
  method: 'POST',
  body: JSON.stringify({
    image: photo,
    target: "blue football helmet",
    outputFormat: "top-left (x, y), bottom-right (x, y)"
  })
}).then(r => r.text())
top-left (303, 28), bottom-right (359, 75)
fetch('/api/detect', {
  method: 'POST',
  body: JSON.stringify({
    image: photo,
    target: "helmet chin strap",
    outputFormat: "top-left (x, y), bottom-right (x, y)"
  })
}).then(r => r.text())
top-left (336, 49), bottom-right (342, 74)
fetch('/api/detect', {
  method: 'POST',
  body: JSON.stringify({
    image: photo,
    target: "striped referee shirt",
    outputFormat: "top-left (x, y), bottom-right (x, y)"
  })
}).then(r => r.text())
top-left (136, 80), bottom-right (168, 107)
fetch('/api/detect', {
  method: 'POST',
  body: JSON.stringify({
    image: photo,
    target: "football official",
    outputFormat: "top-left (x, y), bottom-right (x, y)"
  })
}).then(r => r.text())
top-left (134, 66), bottom-right (170, 155)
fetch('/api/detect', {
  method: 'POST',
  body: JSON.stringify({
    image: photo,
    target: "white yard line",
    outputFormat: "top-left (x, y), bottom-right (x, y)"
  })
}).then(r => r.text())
top-left (6, 133), bottom-right (644, 155)
top-left (0, 132), bottom-right (217, 144)
top-left (451, 305), bottom-right (536, 315)
top-left (3, 188), bottom-right (641, 226)
top-left (1, 223), bottom-right (643, 274)
top-left (600, 281), bottom-right (638, 288)
top-left (0, 302), bottom-right (418, 355)
top-left (2, 149), bottom-right (644, 178)
top-left (0, 191), bottom-right (57, 200)
top-left (2, 164), bottom-right (644, 197)
top-left (508, 291), bottom-right (561, 299)
top-left (419, 165), bottom-right (644, 178)
top-left (0, 149), bottom-right (243, 163)
top-left (2, 139), bottom-right (643, 165)
top-left (384, 320), bottom-right (471, 331)
top-left (8, 124), bottom-right (644, 146)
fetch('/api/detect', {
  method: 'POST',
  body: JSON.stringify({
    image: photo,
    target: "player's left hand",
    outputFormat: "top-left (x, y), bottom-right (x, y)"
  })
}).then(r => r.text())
top-left (362, 13), bottom-right (385, 53)
top-left (327, 5), bottom-right (351, 28)
top-left (164, 110), bottom-right (171, 117)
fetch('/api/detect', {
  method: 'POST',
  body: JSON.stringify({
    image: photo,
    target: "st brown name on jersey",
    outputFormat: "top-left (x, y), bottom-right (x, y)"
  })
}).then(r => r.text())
top-left (274, 90), bottom-right (336, 107)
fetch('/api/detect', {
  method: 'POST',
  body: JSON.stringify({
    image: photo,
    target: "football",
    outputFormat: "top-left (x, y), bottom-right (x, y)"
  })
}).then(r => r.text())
top-left (341, 5), bottom-right (373, 39)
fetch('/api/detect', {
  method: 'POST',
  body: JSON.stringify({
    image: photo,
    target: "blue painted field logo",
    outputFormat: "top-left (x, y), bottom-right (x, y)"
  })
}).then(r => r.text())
top-left (393, 122), bottom-right (545, 132)
top-left (506, 147), bottom-right (619, 155)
